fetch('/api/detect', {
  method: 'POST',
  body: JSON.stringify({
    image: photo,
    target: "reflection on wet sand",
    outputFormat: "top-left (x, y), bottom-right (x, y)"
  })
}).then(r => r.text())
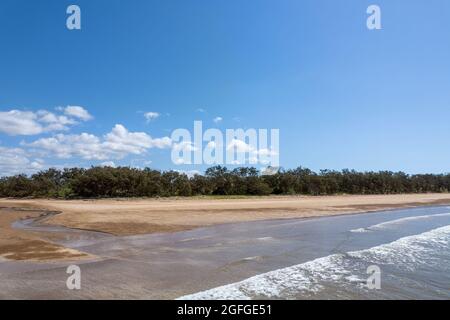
top-left (1, 205), bottom-right (450, 299)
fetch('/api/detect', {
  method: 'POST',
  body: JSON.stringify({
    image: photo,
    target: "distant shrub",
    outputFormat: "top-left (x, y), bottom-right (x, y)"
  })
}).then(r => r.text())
top-left (0, 165), bottom-right (449, 199)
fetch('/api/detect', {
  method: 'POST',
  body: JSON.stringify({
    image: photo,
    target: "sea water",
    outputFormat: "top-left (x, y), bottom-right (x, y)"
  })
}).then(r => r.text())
top-left (179, 206), bottom-right (450, 299)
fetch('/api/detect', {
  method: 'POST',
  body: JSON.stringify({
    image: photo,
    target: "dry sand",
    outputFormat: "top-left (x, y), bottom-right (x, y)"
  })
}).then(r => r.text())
top-left (1, 193), bottom-right (450, 261)
top-left (0, 207), bottom-right (90, 261)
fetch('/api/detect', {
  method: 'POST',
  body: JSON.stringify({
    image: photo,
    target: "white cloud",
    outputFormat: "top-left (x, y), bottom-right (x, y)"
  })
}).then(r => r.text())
top-left (0, 107), bottom-right (92, 136)
top-left (226, 139), bottom-right (277, 156)
top-left (129, 159), bottom-right (153, 168)
top-left (196, 108), bottom-right (206, 113)
top-left (172, 141), bottom-right (198, 152)
top-left (37, 110), bottom-right (77, 131)
top-left (0, 147), bottom-right (44, 177)
top-left (144, 112), bottom-right (160, 122)
top-left (213, 116), bottom-right (223, 123)
top-left (255, 148), bottom-right (278, 157)
top-left (206, 141), bottom-right (216, 149)
top-left (0, 110), bottom-right (44, 135)
top-left (100, 161), bottom-right (116, 168)
top-left (28, 133), bottom-right (106, 160)
top-left (151, 137), bottom-right (173, 148)
top-left (27, 124), bottom-right (172, 161)
top-left (64, 106), bottom-right (93, 121)
top-left (175, 170), bottom-right (200, 178)
top-left (173, 158), bottom-right (187, 165)
top-left (261, 166), bottom-right (280, 176)
top-left (104, 124), bottom-right (171, 154)
top-left (226, 139), bottom-right (277, 165)
top-left (249, 156), bottom-right (259, 163)
top-left (226, 139), bottom-right (254, 153)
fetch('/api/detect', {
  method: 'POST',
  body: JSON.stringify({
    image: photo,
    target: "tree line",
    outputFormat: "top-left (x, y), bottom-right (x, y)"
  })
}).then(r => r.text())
top-left (0, 166), bottom-right (449, 198)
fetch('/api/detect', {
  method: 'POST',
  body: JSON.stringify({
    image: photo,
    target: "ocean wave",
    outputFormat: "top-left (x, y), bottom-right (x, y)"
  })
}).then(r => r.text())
top-left (349, 228), bottom-right (368, 233)
top-left (348, 224), bottom-right (450, 269)
top-left (178, 225), bottom-right (450, 300)
top-left (179, 253), bottom-right (349, 300)
top-left (179, 236), bottom-right (212, 242)
top-left (350, 212), bottom-right (450, 233)
top-left (256, 237), bottom-right (274, 241)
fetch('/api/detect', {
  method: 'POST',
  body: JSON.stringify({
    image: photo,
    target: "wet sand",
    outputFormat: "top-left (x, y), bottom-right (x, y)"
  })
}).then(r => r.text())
top-left (0, 207), bottom-right (90, 261)
top-left (1, 204), bottom-right (450, 299)
top-left (1, 194), bottom-right (450, 261)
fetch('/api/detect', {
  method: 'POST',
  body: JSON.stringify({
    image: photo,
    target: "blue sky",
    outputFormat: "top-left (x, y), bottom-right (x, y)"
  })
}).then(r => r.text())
top-left (1, 0), bottom-right (450, 176)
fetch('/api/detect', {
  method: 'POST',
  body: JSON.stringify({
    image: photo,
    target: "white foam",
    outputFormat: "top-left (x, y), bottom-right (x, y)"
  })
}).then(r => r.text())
top-left (350, 212), bottom-right (450, 233)
top-left (178, 253), bottom-right (349, 300)
top-left (348, 224), bottom-right (450, 269)
top-left (350, 228), bottom-right (369, 233)
top-left (242, 256), bottom-right (263, 262)
top-left (256, 237), bottom-right (274, 241)
top-left (178, 224), bottom-right (450, 300)
top-left (344, 275), bottom-right (364, 283)
top-left (179, 236), bottom-right (212, 242)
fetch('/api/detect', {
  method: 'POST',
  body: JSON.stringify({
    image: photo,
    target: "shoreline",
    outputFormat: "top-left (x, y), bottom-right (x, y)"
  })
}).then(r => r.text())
top-left (0, 207), bottom-right (92, 261)
top-left (2, 202), bottom-right (450, 299)
top-left (1, 193), bottom-right (450, 261)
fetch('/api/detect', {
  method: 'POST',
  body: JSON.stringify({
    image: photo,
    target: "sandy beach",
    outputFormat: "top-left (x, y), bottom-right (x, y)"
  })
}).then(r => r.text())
top-left (0, 207), bottom-right (90, 261)
top-left (1, 193), bottom-right (450, 262)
